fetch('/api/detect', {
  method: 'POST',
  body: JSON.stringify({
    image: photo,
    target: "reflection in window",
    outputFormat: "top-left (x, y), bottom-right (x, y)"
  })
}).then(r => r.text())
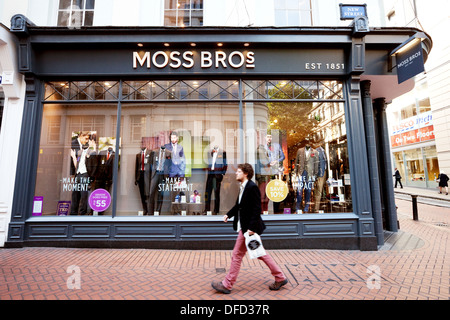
top-left (164, 0), bottom-right (203, 27)
top-left (38, 79), bottom-right (350, 217)
top-left (274, 0), bottom-right (312, 26)
top-left (245, 80), bottom-right (351, 215)
top-left (34, 104), bottom-right (117, 216)
top-left (57, 0), bottom-right (95, 27)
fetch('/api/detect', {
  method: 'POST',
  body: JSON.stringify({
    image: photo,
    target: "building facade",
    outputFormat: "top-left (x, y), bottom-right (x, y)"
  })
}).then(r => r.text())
top-left (384, 0), bottom-right (449, 189)
top-left (0, 0), bottom-right (432, 250)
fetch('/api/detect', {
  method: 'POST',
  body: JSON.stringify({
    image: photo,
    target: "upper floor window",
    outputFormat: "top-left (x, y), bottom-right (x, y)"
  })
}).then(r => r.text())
top-left (164, 0), bottom-right (203, 27)
top-left (57, 0), bottom-right (95, 27)
top-left (275, 0), bottom-right (312, 26)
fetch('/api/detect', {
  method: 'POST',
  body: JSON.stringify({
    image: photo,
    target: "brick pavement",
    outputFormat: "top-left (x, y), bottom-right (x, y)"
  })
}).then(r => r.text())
top-left (0, 197), bottom-right (448, 303)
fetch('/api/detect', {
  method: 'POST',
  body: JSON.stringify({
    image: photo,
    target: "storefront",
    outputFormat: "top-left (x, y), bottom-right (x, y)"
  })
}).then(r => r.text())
top-left (389, 80), bottom-right (439, 189)
top-left (5, 14), bottom-right (431, 250)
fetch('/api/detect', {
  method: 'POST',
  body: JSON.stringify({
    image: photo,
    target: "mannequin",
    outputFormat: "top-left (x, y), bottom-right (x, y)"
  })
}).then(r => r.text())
top-left (205, 145), bottom-right (227, 214)
top-left (313, 139), bottom-right (327, 211)
top-left (70, 132), bottom-right (97, 215)
top-left (135, 147), bottom-right (151, 215)
top-left (148, 146), bottom-right (172, 215)
top-left (94, 146), bottom-right (116, 215)
top-left (294, 138), bottom-right (318, 212)
top-left (255, 133), bottom-right (285, 213)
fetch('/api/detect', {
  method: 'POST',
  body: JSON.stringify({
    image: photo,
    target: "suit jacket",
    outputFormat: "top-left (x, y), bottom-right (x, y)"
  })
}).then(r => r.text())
top-left (150, 147), bottom-right (172, 178)
top-left (226, 179), bottom-right (266, 235)
top-left (135, 149), bottom-right (151, 182)
top-left (97, 149), bottom-right (115, 181)
top-left (207, 148), bottom-right (227, 175)
top-left (256, 142), bottom-right (285, 176)
top-left (315, 146), bottom-right (327, 178)
top-left (164, 142), bottom-right (186, 177)
top-left (294, 147), bottom-right (319, 177)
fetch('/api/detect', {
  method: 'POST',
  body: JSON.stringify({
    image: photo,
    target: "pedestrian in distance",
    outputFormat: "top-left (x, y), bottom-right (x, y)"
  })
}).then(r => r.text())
top-left (436, 171), bottom-right (449, 195)
top-left (393, 167), bottom-right (403, 189)
top-left (211, 163), bottom-right (288, 294)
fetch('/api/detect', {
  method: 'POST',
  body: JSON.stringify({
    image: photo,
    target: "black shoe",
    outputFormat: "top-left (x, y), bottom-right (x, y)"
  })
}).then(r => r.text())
top-left (211, 281), bottom-right (231, 294)
top-left (269, 279), bottom-right (288, 290)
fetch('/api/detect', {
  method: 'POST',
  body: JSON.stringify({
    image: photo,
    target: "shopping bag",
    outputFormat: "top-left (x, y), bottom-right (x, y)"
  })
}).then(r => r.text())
top-left (244, 231), bottom-right (266, 259)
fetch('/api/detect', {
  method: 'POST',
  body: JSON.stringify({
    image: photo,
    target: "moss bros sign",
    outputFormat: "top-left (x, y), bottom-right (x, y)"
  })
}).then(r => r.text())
top-left (133, 50), bottom-right (255, 70)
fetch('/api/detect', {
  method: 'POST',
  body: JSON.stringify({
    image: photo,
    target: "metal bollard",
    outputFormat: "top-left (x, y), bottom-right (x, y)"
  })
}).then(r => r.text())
top-left (411, 194), bottom-right (418, 221)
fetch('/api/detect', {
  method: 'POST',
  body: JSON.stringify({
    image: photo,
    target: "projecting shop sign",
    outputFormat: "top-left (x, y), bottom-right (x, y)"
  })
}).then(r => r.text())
top-left (396, 41), bottom-right (425, 84)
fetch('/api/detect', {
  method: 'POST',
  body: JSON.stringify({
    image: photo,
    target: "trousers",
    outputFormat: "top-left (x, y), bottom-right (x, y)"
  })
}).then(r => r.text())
top-left (222, 231), bottom-right (286, 290)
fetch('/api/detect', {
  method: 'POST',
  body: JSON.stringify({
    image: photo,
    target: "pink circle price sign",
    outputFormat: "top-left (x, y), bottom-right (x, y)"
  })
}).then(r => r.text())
top-left (89, 188), bottom-right (111, 212)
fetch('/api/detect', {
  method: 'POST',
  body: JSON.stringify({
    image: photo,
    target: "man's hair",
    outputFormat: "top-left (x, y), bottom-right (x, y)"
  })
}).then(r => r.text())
top-left (238, 163), bottom-right (254, 180)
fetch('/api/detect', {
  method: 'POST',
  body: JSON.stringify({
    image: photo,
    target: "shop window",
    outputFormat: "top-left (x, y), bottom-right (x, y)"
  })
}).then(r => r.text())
top-left (418, 97), bottom-right (431, 113)
top-left (34, 104), bottom-right (117, 216)
top-left (400, 103), bottom-right (417, 120)
top-left (274, 0), bottom-right (312, 26)
top-left (404, 148), bottom-right (426, 187)
top-left (37, 79), bottom-right (350, 218)
top-left (57, 0), bottom-right (95, 28)
top-left (164, 0), bottom-right (203, 27)
top-left (424, 146), bottom-right (439, 182)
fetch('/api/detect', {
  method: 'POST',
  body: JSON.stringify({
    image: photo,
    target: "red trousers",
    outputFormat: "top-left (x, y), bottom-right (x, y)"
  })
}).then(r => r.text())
top-left (222, 231), bottom-right (286, 290)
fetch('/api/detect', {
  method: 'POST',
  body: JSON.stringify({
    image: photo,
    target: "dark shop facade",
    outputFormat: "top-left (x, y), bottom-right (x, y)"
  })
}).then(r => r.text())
top-left (5, 14), bottom-right (432, 250)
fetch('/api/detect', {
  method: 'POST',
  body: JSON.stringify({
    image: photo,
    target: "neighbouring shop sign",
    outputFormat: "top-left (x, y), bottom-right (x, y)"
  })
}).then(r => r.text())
top-left (395, 41), bottom-right (425, 84)
top-left (390, 111), bottom-right (434, 147)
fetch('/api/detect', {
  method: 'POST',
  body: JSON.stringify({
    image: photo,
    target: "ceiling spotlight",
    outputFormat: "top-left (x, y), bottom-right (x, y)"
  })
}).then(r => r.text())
top-left (164, 43), bottom-right (170, 47)
top-left (137, 43), bottom-right (144, 47)
top-left (217, 43), bottom-right (223, 47)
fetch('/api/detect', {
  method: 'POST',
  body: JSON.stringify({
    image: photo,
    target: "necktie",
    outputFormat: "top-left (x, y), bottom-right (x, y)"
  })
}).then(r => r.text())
top-left (141, 151), bottom-right (145, 171)
top-left (107, 152), bottom-right (110, 161)
top-left (158, 149), bottom-right (163, 171)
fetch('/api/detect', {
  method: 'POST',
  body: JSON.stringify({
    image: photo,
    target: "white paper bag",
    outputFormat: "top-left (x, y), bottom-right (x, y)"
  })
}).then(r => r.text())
top-left (244, 232), bottom-right (266, 259)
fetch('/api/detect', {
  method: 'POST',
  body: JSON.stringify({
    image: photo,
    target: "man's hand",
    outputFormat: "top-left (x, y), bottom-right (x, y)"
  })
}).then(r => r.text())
top-left (223, 215), bottom-right (228, 223)
top-left (248, 230), bottom-right (255, 236)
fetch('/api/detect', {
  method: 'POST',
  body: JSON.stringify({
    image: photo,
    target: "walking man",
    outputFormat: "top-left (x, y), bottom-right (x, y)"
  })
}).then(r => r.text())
top-left (211, 163), bottom-right (287, 294)
top-left (393, 167), bottom-right (403, 189)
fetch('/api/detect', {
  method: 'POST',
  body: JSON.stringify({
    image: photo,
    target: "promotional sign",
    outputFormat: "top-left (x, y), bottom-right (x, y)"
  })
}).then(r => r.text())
top-left (89, 188), bottom-right (111, 212)
top-left (396, 41), bottom-right (425, 84)
top-left (56, 201), bottom-right (71, 216)
top-left (265, 179), bottom-right (288, 203)
top-left (32, 196), bottom-right (43, 216)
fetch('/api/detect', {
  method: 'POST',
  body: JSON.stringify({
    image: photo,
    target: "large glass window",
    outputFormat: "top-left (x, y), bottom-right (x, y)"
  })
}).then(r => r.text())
top-left (274, 0), bottom-right (312, 26)
top-left (404, 148), bottom-right (426, 188)
top-left (35, 79), bottom-right (351, 217)
top-left (57, 0), bottom-right (95, 27)
top-left (164, 0), bottom-right (203, 27)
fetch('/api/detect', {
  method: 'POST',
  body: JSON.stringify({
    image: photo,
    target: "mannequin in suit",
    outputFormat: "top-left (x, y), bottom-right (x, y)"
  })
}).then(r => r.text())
top-left (313, 139), bottom-right (327, 212)
top-left (164, 131), bottom-right (186, 178)
top-left (205, 145), bottom-right (227, 215)
top-left (135, 147), bottom-right (151, 215)
top-left (294, 138), bottom-right (318, 212)
top-left (70, 132), bottom-right (97, 215)
top-left (255, 133), bottom-right (285, 213)
top-left (94, 147), bottom-right (115, 215)
top-left (148, 146), bottom-right (172, 215)
top-left (96, 147), bottom-right (115, 192)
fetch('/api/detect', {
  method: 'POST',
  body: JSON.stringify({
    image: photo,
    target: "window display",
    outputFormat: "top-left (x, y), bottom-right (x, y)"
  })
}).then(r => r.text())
top-left (34, 79), bottom-right (352, 217)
